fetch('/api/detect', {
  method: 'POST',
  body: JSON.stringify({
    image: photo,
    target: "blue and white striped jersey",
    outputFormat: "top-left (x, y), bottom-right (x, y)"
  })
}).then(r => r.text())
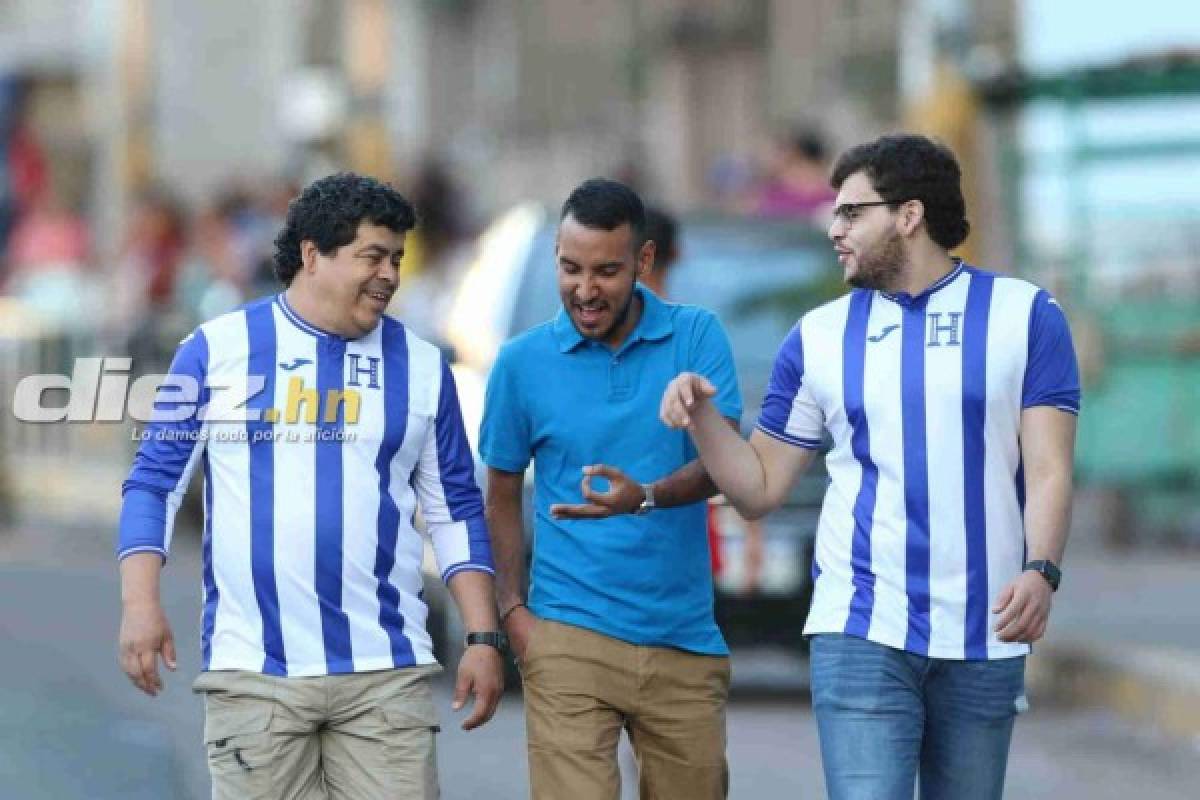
top-left (758, 263), bottom-right (1079, 660)
top-left (118, 294), bottom-right (493, 676)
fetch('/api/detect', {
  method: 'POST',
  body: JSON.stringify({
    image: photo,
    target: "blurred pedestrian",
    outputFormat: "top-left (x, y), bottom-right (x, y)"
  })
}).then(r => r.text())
top-left (662, 134), bottom-right (1080, 799)
top-left (482, 179), bottom-right (740, 799)
top-left (116, 172), bottom-right (503, 799)
top-left (112, 187), bottom-right (189, 373)
top-left (747, 127), bottom-right (837, 222)
top-left (639, 206), bottom-right (678, 299)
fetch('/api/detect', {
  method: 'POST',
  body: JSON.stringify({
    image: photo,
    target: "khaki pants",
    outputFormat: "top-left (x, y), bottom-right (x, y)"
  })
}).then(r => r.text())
top-left (521, 619), bottom-right (730, 800)
top-left (193, 665), bottom-right (442, 800)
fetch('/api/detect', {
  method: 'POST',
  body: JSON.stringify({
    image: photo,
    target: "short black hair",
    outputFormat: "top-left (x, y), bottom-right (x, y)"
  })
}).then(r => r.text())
top-left (273, 172), bottom-right (416, 286)
top-left (830, 134), bottom-right (970, 250)
top-left (560, 178), bottom-right (646, 245)
top-left (643, 207), bottom-right (678, 270)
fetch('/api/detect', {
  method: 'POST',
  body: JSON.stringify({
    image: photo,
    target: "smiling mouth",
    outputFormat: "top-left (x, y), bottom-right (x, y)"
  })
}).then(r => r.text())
top-left (364, 288), bottom-right (392, 305)
top-left (574, 303), bottom-right (607, 325)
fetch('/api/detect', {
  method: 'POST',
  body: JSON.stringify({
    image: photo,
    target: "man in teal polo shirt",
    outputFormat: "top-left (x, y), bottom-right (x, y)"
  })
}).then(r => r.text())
top-left (481, 178), bottom-right (741, 799)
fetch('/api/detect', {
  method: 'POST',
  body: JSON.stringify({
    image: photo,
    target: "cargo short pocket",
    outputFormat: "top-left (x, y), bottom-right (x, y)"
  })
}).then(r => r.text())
top-left (380, 701), bottom-right (440, 798)
top-left (203, 698), bottom-right (275, 799)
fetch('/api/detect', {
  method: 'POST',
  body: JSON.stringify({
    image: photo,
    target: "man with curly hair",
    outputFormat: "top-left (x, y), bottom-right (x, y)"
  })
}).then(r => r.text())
top-left (117, 172), bottom-right (503, 799)
top-left (662, 134), bottom-right (1080, 799)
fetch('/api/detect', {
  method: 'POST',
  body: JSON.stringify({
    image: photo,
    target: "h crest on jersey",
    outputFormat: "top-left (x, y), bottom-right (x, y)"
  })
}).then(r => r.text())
top-left (926, 312), bottom-right (963, 347)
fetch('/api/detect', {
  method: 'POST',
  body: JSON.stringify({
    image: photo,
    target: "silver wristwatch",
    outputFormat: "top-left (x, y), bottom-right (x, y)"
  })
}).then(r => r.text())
top-left (634, 483), bottom-right (656, 515)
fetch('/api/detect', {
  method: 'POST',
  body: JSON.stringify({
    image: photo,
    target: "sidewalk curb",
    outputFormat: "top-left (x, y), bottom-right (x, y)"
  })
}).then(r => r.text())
top-left (1029, 639), bottom-right (1200, 739)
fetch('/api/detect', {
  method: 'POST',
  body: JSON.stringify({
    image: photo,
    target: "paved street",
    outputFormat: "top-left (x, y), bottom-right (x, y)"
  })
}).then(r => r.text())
top-left (2, 518), bottom-right (1198, 798)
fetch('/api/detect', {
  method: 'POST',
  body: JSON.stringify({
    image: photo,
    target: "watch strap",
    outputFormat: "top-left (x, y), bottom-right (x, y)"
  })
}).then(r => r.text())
top-left (465, 631), bottom-right (508, 651)
top-left (635, 483), bottom-right (656, 515)
top-left (1024, 559), bottom-right (1061, 591)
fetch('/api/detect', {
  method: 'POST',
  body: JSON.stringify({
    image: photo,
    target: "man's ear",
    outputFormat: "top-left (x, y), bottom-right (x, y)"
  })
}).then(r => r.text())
top-left (896, 199), bottom-right (925, 238)
top-left (300, 240), bottom-right (320, 274)
top-left (636, 240), bottom-right (656, 278)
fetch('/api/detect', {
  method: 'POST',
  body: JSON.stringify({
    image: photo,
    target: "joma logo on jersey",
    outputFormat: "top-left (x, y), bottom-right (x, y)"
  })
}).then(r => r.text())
top-left (926, 312), bottom-right (963, 347)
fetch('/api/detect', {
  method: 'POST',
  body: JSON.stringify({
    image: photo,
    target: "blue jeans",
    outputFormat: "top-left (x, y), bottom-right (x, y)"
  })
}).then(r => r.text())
top-left (810, 634), bottom-right (1025, 800)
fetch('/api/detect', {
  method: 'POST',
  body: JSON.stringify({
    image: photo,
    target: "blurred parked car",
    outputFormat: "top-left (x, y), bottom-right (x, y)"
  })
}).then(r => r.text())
top-left (423, 204), bottom-right (841, 667)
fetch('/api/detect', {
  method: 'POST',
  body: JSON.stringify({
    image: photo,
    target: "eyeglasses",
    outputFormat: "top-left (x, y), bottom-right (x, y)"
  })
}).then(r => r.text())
top-left (831, 201), bottom-right (894, 225)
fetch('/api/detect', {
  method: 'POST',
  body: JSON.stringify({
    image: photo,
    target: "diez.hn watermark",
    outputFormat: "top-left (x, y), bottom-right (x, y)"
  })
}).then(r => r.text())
top-left (11, 358), bottom-right (364, 440)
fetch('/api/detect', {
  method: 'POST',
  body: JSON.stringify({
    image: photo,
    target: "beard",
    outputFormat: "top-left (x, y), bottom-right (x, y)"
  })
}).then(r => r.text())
top-left (571, 280), bottom-right (639, 342)
top-left (847, 231), bottom-right (906, 291)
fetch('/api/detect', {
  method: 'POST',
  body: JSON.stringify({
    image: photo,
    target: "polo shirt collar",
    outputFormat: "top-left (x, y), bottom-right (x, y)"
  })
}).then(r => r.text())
top-left (552, 284), bottom-right (673, 353)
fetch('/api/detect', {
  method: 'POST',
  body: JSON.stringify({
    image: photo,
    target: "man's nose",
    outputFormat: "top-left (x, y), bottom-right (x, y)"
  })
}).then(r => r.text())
top-left (378, 258), bottom-right (400, 286)
top-left (828, 216), bottom-right (845, 241)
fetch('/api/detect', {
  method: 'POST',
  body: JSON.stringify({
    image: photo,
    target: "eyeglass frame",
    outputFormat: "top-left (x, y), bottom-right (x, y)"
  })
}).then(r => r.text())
top-left (830, 200), bottom-right (902, 226)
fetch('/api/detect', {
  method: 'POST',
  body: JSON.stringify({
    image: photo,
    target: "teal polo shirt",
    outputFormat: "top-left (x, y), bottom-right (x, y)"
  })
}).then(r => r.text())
top-left (480, 285), bottom-right (741, 654)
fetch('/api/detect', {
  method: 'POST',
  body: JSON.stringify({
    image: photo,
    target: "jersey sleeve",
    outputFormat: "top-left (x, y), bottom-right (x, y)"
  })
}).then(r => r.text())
top-left (117, 329), bottom-right (211, 561)
top-left (688, 310), bottom-right (743, 422)
top-left (756, 322), bottom-right (824, 448)
top-left (1022, 291), bottom-right (1081, 414)
top-left (412, 358), bottom-right (494, 584)
top-left (478, 343), bottom-right (533, 473)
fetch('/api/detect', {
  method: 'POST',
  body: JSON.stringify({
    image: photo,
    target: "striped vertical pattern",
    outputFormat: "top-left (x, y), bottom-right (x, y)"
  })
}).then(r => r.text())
top-left (842, 289), bottom-right (878, 639)
top-left (962, 271), bottom-right (994, 659)
top-left (245, 301), bottom-right (286, 675)
top-left (754, 263), bottom-right (1077, 660)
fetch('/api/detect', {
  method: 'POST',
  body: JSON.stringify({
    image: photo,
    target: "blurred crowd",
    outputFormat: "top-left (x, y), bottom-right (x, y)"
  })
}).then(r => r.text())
top-left (1, 84), bottom-right (840, 374)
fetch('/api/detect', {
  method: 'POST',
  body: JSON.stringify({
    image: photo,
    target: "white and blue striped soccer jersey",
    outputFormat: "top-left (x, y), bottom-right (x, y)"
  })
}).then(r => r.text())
top-left (758, 262), bottom-right (1080, 660)
top-left (118, 294), bottom-right (493, 676)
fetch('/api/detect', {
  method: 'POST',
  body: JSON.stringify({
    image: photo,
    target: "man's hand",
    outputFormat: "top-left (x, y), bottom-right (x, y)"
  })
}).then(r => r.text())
top-left (119, 601), bottom-right (176, 696)
top-left (660, 372), bottom-right (717, 429)
top-left (550, 464), bottom-right (643, 519)
top-left (502, 604), bottom-right (538, 663)
top-left (993, 570), bottom-right (1054, 643)
top-left (452, 643), bottom-right (504, 730)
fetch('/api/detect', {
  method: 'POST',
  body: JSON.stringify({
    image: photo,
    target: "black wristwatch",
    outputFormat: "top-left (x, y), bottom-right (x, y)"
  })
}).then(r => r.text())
top-left (1024, 560), bottom-right (1062, 592)
top-left (465, 631), bottom-right (508, 653)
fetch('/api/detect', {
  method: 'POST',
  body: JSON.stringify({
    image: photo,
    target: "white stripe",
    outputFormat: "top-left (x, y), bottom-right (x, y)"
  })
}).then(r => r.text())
top-left (203, 311), bottom-right (266, 671)
top-left (925, 278), bottom-right (970, 658)
top-left (983, 278), bottom-right (1037, 658)
top-left (341, 328), bottom-right (395, 670)
top-left (270, 310), bottom-right (325, 673)
top-left (801, 300), bottom-right (858, 637)
top-left (861, 299), bottom-right (908, 650)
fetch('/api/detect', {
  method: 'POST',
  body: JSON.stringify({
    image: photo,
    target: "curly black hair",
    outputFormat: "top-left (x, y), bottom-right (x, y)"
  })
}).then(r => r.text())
top-left (273, 172), bottom-right (416, 286)
top-left (831, 134), bottom-right (970, 251)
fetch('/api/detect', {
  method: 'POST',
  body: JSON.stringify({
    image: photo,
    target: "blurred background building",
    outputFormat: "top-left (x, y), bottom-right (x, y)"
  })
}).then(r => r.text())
top-left (3, 0), bottom-right (1197, 540)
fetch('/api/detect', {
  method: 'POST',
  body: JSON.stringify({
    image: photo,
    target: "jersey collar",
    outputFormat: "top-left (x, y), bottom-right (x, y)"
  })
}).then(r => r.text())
top-left (881, 259), bottom-right (967, 308)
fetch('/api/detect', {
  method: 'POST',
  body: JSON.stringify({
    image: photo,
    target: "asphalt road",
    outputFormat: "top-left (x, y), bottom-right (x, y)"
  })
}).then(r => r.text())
top-left (2, 522), bottom-right (1197, 799)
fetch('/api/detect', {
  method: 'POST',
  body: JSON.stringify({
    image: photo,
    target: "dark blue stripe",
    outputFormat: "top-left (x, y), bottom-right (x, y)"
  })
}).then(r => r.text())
top-left (843, 290), bottom-right (878, 638)
top-left (433, 360), bottom-right (487, 522)
top-left (902, 304), bottom-right (931, 654)
top-left (316, 338), bottom-right (352, 672)
top-left (201, 452), bottom-right (217, 669)
top-left (374, 320), bottom-right (416, 667)
top-left (962, 271), bottom-right (994, 659)
top-left (245, 303), bottom-right (286, 675)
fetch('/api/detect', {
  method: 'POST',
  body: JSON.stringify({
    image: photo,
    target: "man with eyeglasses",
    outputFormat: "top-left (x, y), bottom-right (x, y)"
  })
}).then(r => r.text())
top-left (661, 134), bottom-right (1079, 799)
